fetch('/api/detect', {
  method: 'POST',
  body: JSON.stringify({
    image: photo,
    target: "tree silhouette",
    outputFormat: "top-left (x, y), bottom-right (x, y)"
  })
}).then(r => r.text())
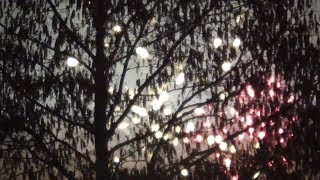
top-left (0, 0), bottom-right (319, 179)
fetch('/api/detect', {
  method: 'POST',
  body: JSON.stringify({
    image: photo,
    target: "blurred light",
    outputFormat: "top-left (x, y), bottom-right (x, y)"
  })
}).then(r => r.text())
top-left (132, 117), bottom-right (140, 124)
top-left (151, 124), bottom-right (160, 132)
top-left (268, 76), bottom-right (275, 85)
top-left (67, 57), bottom-right (79, 67)
top-left (163, 134), bottom-right (169, 140)
top-left (183, 137), bottom-right (189, 144)
top-left (136, 47), bottom-right (149, 59)
top-left (280, 138), bottom-right (284, 143)
top-left (222, 62), bottom-right (231, 72)
top-left (173, 137), bottom-right (179, 146)
top-left (229, 145), bottom-right (236, 154)
top-left (112, 25), bottom-right (122, 33)
top-left (232, 38), bottom-right (241, 48)
top-left (224, 158), bottom-right (231, 168)
top-left (195, 134), bottom-right (203, 142)
top-left (249, 128), bottom-right (254, 134)
top-left (288, 95), bottom-right (294, 103)
top-left (175, 72), bottom-right (185, 85)
top-left (186, 122), bottom-right (195, 133)
top-left (114, 156), bottom-right (120, 163)
top-left (115, 106), bottom-right (120, 112)
top-left (203, 120), bottom-right (211, 128)
top-left (223, 128), bottom-right (228, 133)
top-left (254, 142), bottom-right (260, 149)
top-left (246, 115), bottom-right (253, 126)
top-left (215, 135), bottom-right (223, 144)
top-left (207, 135), bottom-right (215, 145)
top-left (159, 91), bottom-right (169, 103)
top-left (253, 171), bottom-right (260, 179)
top-left (175, 126), bottom-right (181, 133)
top-left (163, 107), bottom-right (172, 115)
top-left (258, 131), bottom-right (266, 139)
top-left (269, 89), bottom-right (275, 97)
top-left (194, 107), bottom-right (206, 116)
top-left (213, 38), bottom-right (222, 48)
top-left (219, 142), bottom-right (228, 151)
top-left (238, 134), bottom-right (244, 141)
top-left (246, 85), bottom-right (255, 98)
top-left (219, 93), bottom-right (226, 100)
top-left (117, 122), bottom-right (129, 130)
top-left (278, 128), bottom-right (284, 134)
top-left (155, 131), bottom-right (163, 139)
top-left (181, 169), bottom-right (188, 176)
top-left (108, 87), bottom-right (114, 95)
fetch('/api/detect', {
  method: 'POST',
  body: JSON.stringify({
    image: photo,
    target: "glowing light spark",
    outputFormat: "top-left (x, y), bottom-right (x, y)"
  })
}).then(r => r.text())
top-left (151, 124), bottom-right (160, 132)
top-left (232, 38), bottom-right (241, 48)
top-left (186, 122), bottom-right (195, 133)
top-left (278, 128), bottom-right (284, 134)
top-left (213, 38), bottom-right (222, 48)
top-left (269, 89), bottom-right (275, 97)
top-left (288, 95), bottom-right (294, 103)
top-left (195, 134), bottom-right (203, 142)
top-left (132, 117), bottom-right (140, 124)
top-left (151, 99), bottom-right (161, 111)
top-left (183, 137), bottom-right (189, 144)
top-left (194, 107), bottom-right (205, 116)
top-left (136, 47), bottom-right (149, 59)
top-left (155, 131), bottom-right (163, 139)
top-left (181, 169), bottom-right (188, 176)
top-left (258, 131), bottom-right (266, 139)
top-left (238, 134), bottom-right (244, 140)
top-left (207, 135), bottom-right (215, 145)
top-left (268, 76), bottom-right (275, 85)
top-left (114, 156), bottom-right (120, 163)
top-left (253, 171), bottom-right (260, 179)
top-left (219, 142), bottom-right (228, 151)
top-left (280, 138), bottom-right (284, 143)
top-left (249, 128), bottom-right (254, 134)
top-left (112, 25), bottom-right (122, 33)
top-left (222, 62), bottom-right (231, 72)
top-left (175, 126), bottom-right (181, 133)
top-left (246, 115), bottom-right (253, 126)
top-left (67, 57), bottom-right (79, 67)
top-left (224, 158), bottom-right (231, 168)
top-left (215, 135), bottom-right (223, 144)
top-left (246, 85), bottom-right (255, 98)
top-left (229, 145), bottom-right (236, 154)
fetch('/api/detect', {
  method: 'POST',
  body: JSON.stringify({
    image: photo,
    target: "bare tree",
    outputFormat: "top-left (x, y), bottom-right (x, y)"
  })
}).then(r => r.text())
top-left (0, 0), bottom-right (319, 179)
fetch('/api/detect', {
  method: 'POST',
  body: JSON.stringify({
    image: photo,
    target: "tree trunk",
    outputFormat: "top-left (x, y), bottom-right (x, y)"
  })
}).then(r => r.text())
top-left (94, 0), bottom-right (108, 179)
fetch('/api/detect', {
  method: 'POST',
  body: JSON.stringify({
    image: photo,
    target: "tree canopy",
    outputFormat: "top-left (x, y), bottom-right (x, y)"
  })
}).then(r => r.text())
top-left (0, 0), bottom-right (319, 179)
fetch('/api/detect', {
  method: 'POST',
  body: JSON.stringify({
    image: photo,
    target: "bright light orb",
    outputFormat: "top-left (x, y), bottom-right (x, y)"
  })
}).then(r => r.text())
top-left (232, 38), bottom-right (241, 48)
top-left (246, 85), bottom-right (255, 98)
top-left (229, 145), bottom-right (236, 154)
top-left (151, 99), bottom-right (162, 111)
top-left (186, 122), bottom-right (195, 133)
top-left (151, 124), bottom-right (160, 132)
top-left (183, 137), bottom-right (189, 144)
top-left (175, 126), bottom-right (181, 133)
top-left (175, 72), bottom-right (185, 85)
top-left (219, 93), bottom-right (226, 100)
top-left (67, 57), bottom-right (79, 67)
top-left (253, 171), bottom-right (260, 179)
top-left (132, 117), bottom-right (141, 124)
top-left (194, 107), bottom-right (205, 116)
top-left (278, 128), bottom-right (284, 134)
top-left (181, 169), bottom-right (188, 177)
top-left (215, 135), bottom-right (223, 144)
top-left (238, 133), bottom-right (244, 140)
top-left (219, 142), bottom-right (228, 151)
top-left (155, 131), bottom-right (163, 139)
top-left (224, 158), bottom-right (231, 168)
top-left (136, 47), bottom-right (149, 59)
top-left (114, 156), bottom-right (120, 163)
top-left (159, 91), bottom-right (169, 103)
top-left (258, 131), bottom-right (266, 139)
top-left (112, 25), bottom-right (122, 33)
top-left (163, 107), bottom-right (172, 116)
top-left (207, 135), bottom-right (215, 145)
top-left (195, 134), bottom-right (203, 142)
top-left (213, 38), bottom-right (222, 48)
top-left (254, 142), bottom-right (260, 149)
top-left (222, 62), bottom-right (231, 72)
